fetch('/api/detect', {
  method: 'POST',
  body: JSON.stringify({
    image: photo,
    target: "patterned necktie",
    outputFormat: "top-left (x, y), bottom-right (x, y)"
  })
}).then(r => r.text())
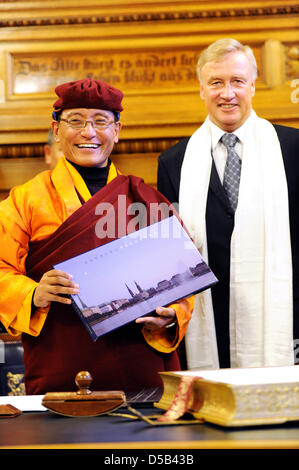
top-left (221, 133), bottom-right (241, 212)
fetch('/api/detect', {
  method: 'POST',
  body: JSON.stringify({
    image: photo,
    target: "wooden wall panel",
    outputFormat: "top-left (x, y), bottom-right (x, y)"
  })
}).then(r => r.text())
top-left (0, 0), bottom-right (298, 195)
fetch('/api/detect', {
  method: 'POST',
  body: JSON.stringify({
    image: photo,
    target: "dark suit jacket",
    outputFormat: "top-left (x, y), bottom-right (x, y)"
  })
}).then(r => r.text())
top-left (157, 124), bottom-right (299, 367)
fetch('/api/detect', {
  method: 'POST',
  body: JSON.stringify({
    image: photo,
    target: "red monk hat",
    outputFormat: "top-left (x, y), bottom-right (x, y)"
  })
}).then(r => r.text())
top-left (52, 78), bottom-right (123, 118)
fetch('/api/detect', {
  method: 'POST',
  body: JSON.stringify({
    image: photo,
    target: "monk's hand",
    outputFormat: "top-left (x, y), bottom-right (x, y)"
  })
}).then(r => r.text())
top-left (135, 306), bottom-right (177, 331)
top-left (33, 269), bottom-right (79, 308)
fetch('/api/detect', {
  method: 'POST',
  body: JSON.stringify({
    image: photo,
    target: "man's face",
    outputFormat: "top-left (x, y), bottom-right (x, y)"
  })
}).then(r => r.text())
top-left (200, 51), bottom-right (255, 132)
top-left (52, 108), bottom-right (121, 167)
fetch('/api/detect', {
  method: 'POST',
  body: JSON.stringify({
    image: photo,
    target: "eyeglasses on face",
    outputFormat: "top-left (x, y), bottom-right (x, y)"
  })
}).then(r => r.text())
top-left (60, 118), bottom-right (116, 129)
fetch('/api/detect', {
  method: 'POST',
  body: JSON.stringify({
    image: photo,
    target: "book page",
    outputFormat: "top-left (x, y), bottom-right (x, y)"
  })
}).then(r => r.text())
top-left (0, 395), bottom-right (46, 411)
top-left (171, 366), bottom-right (299, 385)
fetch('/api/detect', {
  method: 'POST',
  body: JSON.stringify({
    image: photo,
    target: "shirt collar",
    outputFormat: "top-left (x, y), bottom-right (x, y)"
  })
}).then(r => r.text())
top-left (208, 111), bottom-right (254, 149)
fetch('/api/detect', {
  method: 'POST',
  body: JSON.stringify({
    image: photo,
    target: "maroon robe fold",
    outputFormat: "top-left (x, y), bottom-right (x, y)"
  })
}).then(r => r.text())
top-left (23, 175), bottom-right (180, 395)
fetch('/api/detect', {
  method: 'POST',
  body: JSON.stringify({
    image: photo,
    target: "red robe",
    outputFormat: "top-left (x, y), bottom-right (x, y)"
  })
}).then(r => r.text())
top-left (13, 162), bottom-right (193, 394)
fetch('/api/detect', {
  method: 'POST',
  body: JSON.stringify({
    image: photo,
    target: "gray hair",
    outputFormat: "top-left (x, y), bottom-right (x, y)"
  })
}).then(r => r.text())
top-left (197, 38), bottom-right (258, 82)
top-left (47, 128), bottom-right (55, 146)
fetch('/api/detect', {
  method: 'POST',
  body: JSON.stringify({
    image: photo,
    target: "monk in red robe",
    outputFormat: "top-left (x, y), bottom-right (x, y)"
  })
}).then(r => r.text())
top-left (0, 79), bottom-right (194, 395)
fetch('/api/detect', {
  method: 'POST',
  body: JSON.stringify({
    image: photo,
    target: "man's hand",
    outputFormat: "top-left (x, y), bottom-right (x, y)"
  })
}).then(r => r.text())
top-left (135, 306), bottom-right (176, 331)
top-left (33, 269), bottom-right (79, 308)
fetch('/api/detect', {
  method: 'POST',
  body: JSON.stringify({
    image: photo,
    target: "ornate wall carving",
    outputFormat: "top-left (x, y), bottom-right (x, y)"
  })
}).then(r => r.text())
top-left (0, 1), bottom-right (298, 28)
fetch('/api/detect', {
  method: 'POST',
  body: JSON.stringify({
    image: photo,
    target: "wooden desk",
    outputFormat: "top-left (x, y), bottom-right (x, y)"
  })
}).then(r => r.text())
top-left (1, 406), bottom-right (299, 454)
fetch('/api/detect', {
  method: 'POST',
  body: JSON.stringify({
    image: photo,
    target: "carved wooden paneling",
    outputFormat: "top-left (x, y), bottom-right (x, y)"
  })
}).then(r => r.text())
top-left (0, 138), bottom-right (180, 200)
top-left (0, 152), bottom-right (159, 201)
top-left (0, 0), bottom-right (298, 192)
top-left (0, 1), bottom-right (298, 27)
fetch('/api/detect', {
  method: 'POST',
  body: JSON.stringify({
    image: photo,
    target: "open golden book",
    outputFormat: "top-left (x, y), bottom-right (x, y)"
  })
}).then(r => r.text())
top-left (155, 366), bottom-right (299, 427)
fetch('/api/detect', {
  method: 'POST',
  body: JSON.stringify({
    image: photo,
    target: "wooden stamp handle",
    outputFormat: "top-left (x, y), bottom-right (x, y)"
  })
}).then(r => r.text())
top-left (75, 371), bottom-right (92, 395)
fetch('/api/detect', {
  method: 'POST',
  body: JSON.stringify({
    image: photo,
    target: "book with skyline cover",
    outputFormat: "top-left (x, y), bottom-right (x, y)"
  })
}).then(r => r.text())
top-left (54, 215), bottom-right (218, 340)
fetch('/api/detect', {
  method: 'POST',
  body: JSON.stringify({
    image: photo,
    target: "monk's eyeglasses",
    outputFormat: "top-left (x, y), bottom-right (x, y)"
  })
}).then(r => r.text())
top-left (60, 118), bottom-right (116, 130)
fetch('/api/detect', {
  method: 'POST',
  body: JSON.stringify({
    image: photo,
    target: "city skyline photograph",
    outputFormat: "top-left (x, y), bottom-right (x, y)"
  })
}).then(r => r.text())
top-left (54, 216), bottom-right (218, 339)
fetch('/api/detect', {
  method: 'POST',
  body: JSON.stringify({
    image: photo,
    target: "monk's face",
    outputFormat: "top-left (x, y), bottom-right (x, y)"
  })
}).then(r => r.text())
top-left (52, 108), bottom-right (121, 167)
top-left (199, 51), bottom-right (255, 132)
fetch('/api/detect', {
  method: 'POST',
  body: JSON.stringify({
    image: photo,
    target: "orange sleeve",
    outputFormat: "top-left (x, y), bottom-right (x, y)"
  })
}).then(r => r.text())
top-left (0, 190), bottom-right (49, 336)
top-left (0, 159), bottom-right (120, 337)
top-left (142, 296), bottom-right (195, 353)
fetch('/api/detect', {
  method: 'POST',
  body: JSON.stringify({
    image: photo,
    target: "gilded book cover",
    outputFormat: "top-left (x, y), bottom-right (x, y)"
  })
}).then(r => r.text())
top-left (155, 366), bottom-right (299, 427)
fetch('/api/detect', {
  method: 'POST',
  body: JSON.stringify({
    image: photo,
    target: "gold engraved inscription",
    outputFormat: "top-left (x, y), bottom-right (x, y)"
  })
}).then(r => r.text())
top-left (12, 50), bottom-right (200, 96)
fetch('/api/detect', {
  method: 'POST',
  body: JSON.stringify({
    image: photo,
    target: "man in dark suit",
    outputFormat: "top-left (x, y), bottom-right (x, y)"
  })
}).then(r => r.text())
top-left (157, 38), bottom-right (299, 370)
